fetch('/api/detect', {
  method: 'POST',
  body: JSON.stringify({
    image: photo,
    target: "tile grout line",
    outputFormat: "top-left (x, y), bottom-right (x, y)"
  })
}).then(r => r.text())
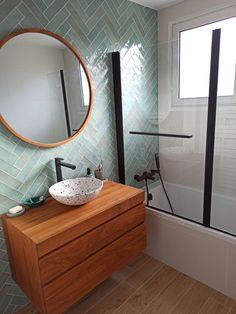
top-left (0, 1), bottom-right (22, 25)
top-left (113, 263), bottom-right (166, 314)
top-left (113, 301), bottom-right (138, 314)
top-left (195, 289), bottom-right (216, 314)
top-left (21, 1), bottom-right (45, 27)
top-left (82, 255), bottom-right (156, 314)
top-left (168, 278), bottom-right (196, 314)
top-left (139, 267), bottom-right (181, 314)
top-left (45, 0), bottom-right (70, 28)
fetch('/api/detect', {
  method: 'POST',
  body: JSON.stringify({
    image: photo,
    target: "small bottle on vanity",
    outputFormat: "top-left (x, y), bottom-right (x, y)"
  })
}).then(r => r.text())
top-left (95, 160), bottom-right (104, 180)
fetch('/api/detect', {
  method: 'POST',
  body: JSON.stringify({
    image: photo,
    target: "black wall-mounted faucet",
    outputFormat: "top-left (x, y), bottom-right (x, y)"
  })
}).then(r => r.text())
top-left (134, 171), bottom-right (155, 182)
top-left (55, 158), bottom-right (76, 182)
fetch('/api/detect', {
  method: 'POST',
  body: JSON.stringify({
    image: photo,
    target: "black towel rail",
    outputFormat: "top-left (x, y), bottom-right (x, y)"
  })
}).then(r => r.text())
top-left (129, 131), bottom-right (193, 139)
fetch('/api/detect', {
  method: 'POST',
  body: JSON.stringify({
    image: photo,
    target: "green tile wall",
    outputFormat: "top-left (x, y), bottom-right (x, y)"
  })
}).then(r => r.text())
top-left (0, 0), bottom-right (158, 311)
top-left (0, 0), bottom-right (158, 215)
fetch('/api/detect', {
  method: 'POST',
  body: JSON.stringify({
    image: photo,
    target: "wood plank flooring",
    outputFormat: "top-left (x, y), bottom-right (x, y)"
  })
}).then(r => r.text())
top-left (16, 253), bottom-right (236, 314)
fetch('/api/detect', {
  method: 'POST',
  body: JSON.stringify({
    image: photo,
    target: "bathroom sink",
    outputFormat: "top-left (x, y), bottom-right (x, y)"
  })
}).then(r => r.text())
top-left (49, 177), bottom-right (103, 206)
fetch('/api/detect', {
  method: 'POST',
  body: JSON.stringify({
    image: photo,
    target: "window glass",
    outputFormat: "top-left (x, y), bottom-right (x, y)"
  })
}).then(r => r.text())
top-left (179, 17), bottom-right (236, 99)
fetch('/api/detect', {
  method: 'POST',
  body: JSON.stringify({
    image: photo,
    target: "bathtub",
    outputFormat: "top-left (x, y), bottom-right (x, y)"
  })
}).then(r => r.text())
top-left (148, 181), bottom-right (236, 235)
top-left (145, 181), bottom-right (236, 300)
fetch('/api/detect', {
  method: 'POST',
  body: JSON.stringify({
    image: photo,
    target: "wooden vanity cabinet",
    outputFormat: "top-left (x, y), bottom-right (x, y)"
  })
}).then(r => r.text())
top-left (2, 181), bottom-right (146, 314)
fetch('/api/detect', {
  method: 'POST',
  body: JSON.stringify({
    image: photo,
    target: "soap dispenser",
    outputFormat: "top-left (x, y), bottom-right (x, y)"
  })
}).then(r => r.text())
top-left (86, 168), bottom-right (93, 177)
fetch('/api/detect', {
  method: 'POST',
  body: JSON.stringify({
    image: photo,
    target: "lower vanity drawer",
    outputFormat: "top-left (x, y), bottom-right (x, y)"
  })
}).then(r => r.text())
top-left (43, 223), bottom-right (146, 314)
top-left (39, 203), bottom-right (145, 284)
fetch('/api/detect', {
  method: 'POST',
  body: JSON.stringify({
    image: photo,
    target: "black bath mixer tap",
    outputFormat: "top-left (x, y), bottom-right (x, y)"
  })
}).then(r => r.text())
top-left (134, 171), bottom-right (155, 182)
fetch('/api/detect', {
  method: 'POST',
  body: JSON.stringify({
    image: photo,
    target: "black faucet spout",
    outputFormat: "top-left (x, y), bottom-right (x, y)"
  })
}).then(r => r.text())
top-left (59, 161), bottom-right (76, 170)
top-left (55, 158), bottom-right (76, 182)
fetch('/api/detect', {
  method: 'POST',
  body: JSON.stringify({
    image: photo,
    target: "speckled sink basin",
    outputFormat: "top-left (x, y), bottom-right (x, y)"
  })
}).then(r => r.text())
top-left (49, 177), bottom-right (103, 206)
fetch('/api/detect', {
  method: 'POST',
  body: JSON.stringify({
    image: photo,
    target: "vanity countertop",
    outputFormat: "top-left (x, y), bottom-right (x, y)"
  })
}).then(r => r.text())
top-left (4, 180), bottom-right (144, 257)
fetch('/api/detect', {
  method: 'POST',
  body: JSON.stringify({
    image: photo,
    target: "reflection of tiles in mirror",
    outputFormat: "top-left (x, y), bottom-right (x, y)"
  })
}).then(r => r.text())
top-left (0, 0), bottom-right (158, 310)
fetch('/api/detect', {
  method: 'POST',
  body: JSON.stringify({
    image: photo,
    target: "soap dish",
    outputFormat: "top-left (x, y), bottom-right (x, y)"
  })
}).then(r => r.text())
top-left (22, 196), bottom-right (45, 208)
top-left (7, 207), bottom-right (25, 218)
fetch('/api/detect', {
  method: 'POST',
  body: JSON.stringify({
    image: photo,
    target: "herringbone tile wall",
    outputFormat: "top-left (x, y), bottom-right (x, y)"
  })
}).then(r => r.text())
top-left (0, 0), bottom-right (158, 312)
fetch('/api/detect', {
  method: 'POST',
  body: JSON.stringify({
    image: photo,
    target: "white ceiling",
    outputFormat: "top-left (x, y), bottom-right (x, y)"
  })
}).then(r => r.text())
top-left (129, 0), bottom-right (185, 10)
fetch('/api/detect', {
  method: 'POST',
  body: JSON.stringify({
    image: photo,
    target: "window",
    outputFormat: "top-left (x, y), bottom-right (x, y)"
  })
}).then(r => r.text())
top-left (170, 6), bottom-right (236, 106)
top-left (80, 65), bottom-right (90, 107)
top-left (179, 17), bottom-right (236, 99)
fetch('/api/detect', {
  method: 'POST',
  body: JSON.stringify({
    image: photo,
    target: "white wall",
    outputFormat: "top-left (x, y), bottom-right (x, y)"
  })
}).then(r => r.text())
top-left (158, 0), bottom-right (236, 41)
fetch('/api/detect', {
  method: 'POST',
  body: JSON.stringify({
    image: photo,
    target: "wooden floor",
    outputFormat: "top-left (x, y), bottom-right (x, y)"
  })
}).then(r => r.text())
top-left (17, 253), bottom-right (236, 314)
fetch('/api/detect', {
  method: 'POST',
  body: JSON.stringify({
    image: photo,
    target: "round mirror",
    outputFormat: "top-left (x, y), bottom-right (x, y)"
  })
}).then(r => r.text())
top-left (0, 29), bottom-right (93, 147)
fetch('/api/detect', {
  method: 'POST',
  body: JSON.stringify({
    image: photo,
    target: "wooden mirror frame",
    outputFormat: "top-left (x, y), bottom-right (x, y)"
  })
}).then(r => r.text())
top-left (0, 28), bottom-right (93, 148)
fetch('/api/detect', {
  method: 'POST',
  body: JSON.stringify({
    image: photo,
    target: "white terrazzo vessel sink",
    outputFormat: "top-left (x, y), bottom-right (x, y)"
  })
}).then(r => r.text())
top-left (49, 177), bottom-right (103, 206)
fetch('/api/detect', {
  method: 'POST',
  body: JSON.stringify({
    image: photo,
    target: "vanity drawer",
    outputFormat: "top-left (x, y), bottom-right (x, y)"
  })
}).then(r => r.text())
top-left (44, 223), bottom-right (146, 314)
top-left (39, 203), bottom-right (145, 285)
top-left (36, 185), bottom-right (145, 258)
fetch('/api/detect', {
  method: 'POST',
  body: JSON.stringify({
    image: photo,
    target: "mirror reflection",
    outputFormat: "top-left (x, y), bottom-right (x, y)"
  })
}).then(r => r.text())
top-left (0, 32), bottom-right (91, 145)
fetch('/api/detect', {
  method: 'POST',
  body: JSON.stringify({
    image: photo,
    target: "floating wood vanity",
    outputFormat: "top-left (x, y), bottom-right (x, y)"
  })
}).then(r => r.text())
top-left (2, 181), bottom-right (146, 313)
